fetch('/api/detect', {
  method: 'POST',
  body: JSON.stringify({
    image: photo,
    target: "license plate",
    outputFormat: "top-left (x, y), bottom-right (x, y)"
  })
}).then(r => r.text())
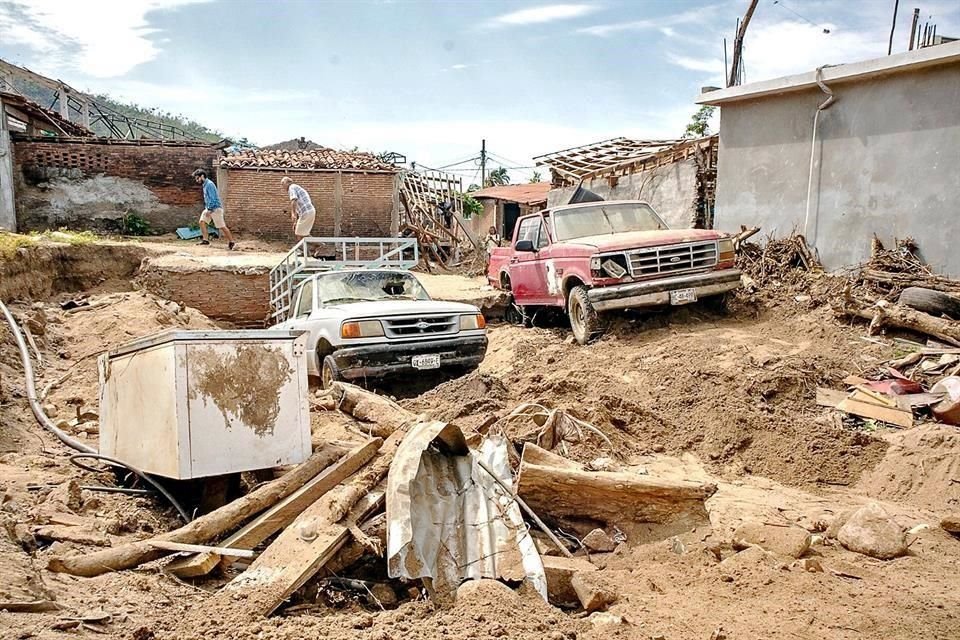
top-left (669, 288), bottom-right (697, 305)
top-left (412, 354), bottom-right (441, 370)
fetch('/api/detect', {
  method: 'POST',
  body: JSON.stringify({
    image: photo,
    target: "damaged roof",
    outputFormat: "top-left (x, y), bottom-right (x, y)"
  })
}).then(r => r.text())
top-left (470, 182), bottom-right (551, 205)
top-left (219, 147), bottom-right (397, 172)
top-left (1, 90), bottom-right (93, 137)
top-left (536, 136), bottom-right (717, 184)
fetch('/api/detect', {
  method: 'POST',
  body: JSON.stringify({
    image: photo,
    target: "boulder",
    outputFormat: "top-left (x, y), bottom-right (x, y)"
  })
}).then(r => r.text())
top-left (571, 572), bottom-right (617, 613)
top-left (837, 502), bottom-right (907, 560)
top-left (582, 528), bottom-right (616, 553)
top-left (732, 521), bottom-right (812, 558)
top-left (941, 514), bottom-right (960, 536)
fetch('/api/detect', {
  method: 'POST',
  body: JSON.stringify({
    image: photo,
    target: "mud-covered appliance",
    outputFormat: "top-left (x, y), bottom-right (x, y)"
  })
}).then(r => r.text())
top-left (98, 330), bottom-right (311, 479)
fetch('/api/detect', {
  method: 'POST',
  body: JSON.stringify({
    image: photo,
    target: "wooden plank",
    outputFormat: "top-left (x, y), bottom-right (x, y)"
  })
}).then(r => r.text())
top-left (816, 387), bottom-right (848, 408)
top-left (836, 397), bottom-right (913, 428)
top-left (150, 540), bottom-right (256, 558)
top-left (851, 387), bottom-right (898, 408)
top-left (842, 375), bottom-right (871, 387)
top-left (166, 438), bottom-right (382, 578)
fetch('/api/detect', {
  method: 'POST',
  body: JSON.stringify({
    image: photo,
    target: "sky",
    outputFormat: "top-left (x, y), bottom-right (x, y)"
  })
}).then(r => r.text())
top-left (1, 0), bottom-right (958, 183)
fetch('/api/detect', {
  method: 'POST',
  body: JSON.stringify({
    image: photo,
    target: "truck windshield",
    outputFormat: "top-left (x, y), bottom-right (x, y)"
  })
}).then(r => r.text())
top-left (313, 271), bottom-right (430, 304)
top-left (552, 203), bottom-right (667, 241)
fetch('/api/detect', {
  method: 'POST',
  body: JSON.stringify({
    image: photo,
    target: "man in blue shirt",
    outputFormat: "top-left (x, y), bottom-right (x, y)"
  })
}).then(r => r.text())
top-left (192, 169), bottom-right (236, 250)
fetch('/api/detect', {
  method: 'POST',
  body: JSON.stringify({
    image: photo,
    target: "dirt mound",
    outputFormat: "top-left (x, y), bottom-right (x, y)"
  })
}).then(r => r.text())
top-left (410, 305), bottom-right (889, 487)
top-left (19, 292), bottom-right (219, 422)
top-left (856, 424), bottom-right (960, 512)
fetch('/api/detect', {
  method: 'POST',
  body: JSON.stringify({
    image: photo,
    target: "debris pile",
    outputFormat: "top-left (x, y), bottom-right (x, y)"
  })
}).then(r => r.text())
top-left (859, 237), bottom-right (960, 299)
top-left (736, 232), bottom-right (820, 286)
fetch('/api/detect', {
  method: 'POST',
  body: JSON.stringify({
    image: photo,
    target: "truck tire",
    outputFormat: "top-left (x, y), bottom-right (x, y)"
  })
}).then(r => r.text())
top-left (899, 287), bottom-right (960, 319)
top-left (568, 286), bottom-right (605, 345)
top-left (321, 355), bottom-right (343, 389)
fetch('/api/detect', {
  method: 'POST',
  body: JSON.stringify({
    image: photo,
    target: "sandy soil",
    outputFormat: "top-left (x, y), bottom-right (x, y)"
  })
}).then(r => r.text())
top-left (1, 240), bottom-right (959, 639)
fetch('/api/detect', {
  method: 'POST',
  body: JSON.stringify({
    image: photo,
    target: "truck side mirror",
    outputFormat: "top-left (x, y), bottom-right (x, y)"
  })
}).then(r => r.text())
top-left (515, 239), bottom-right (535, 252)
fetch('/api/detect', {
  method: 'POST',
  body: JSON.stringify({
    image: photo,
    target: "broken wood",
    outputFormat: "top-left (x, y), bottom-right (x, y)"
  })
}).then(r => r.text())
top-left (322, 508), bottom-right (387, 577)
top-left (46, 444), bottom-right (347, 577)
top-left (327, 382), bottom-right (418, 437)
top-left (835, 397), bottom-right (913, 428)
top-left (149, 540), bottom-right (256, 558)
top-left (516, 444), bottom-right (717, 535)
top-left (166, 438), bottom-right (383, 578)
top-left (816, 387), bottom-right (848, 408)
top-left (0, 600), bottom-right (61, 613)
top-left (840, 297), bottom-right (960, 347)
top-left (199, 429), bottom-right (406, 621)
top-left (33, 525), bottom-right (110, 547)
top-left (861, 269), bottom-right (960, 293)
top-left (541, 555), bottom-right (597, 607)
top-left (733, 225), bottom-right (760, 251)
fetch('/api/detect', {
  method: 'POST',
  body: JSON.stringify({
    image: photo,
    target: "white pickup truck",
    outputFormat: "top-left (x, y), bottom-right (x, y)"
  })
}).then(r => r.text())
top-left (272, 268), bottom-right (488, 388)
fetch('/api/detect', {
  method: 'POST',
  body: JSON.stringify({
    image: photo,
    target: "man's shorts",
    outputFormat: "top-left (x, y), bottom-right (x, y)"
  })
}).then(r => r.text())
top-left (199, 207), bottom-right (226, 228)
top-left (295, 209), bottom-right (316, 237)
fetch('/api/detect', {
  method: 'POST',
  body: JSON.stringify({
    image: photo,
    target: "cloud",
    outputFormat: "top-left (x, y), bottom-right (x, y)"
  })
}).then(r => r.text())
top-left (486, 4), bottom-right (599, 27)
top-left (578, 4), bottom-right (719, 36)
top-left (665, 53), bottom-right (724, 74)
top-left (0, 0), bottom-right (209, 78)
top-left (449, 64), bottom-right (471, 70)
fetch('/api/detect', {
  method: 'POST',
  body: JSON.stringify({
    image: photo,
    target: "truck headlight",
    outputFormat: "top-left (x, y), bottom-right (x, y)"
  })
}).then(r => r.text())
top-left (341, 320), bottom-right (384, 339)
top-left (718, 237), bottom-right (735, 263)
top-left (589, 256), bottom-right (601, 271)
top-left (459, 313), bottom-right (487, 331)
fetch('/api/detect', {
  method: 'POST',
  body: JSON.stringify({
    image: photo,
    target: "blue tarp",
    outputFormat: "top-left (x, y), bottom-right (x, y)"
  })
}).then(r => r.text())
top-left (176, 227), bottom-right (219, 240)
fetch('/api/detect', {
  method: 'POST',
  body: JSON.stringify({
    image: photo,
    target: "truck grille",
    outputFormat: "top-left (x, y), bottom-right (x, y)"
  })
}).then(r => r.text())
top-left (383, 315), bottom-right (458, 338)
top-left (627, 241), bottom-right (718, 276)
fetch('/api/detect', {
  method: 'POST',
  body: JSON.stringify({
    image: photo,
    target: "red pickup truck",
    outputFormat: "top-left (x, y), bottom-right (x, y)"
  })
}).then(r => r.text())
top-left (487, 200), bottom-right (741, 344)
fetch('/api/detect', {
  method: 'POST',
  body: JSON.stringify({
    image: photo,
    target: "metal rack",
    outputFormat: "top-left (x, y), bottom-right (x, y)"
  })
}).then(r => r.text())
top-left (268, 236), bottom-right (419, 323)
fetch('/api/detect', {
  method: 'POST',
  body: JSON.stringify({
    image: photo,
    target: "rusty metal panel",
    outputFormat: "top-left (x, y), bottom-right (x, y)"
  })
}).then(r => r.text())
top-left (386, 421), bottom-right (546, 600)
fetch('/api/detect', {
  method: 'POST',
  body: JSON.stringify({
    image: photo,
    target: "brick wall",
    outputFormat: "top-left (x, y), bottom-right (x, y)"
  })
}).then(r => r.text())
top-left (12, 138), bottom-right (220, 233)
top-left (138, 262), bottom-right (270, 326)
top-left (221, 168), bottom-right (398, 241)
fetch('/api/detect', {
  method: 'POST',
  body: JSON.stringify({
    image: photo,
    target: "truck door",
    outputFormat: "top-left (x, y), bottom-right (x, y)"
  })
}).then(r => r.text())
top-left (510, 215), bottom-right (552, 305)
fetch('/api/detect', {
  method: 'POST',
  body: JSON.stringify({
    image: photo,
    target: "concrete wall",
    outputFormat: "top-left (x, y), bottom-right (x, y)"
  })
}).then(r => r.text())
top-left (0, 107), bottom-right (15, 230)
top-left (221, 168), bottom-right (398, 241)
top-left (468, 199), bottom-right (498, 239)
top-left (713, 63), bottom-right (960, 275)
top-left (547, 157), bottom-right (702, 229)
top-left (11, 139), bottom-right (219, 233)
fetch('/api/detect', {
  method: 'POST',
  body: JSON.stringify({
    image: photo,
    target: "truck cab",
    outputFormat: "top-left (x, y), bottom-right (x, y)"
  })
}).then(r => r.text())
top-left (272, 269), bottom-right (488, 388)
top-left (487, 200), bottom-right (741, 344)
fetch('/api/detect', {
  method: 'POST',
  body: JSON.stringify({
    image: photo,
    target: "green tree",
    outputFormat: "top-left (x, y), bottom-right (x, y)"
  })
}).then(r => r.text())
top-left (684, 105), bottom-right (716, 138)
top-left (485, 167), bottom-right (510, 187)
top-left (529, 171), bottom-right (542, 183)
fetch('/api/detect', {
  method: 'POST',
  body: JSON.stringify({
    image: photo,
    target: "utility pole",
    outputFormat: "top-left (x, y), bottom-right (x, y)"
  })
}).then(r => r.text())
top-left (480, 139), bottom-right (487, 188)
top-left (908, 7), bottom-right (919, 50)
top-left (728, 0), bottom-right (759, 87)
top-left (888, 0), bottom-right (899, 55)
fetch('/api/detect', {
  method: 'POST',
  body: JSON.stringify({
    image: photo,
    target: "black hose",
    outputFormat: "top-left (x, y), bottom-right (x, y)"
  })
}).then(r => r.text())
top-left (1, 300), bottom-right (191, 523)
top-left (69, 454), bottom-right (192, 523)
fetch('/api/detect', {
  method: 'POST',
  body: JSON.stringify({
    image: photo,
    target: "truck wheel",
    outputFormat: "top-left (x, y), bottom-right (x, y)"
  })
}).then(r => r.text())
top-left (568, 286), bottom-right (605, 345)
top-left (898, 287), bottom-right (960, 319)
top-left (321, 355), bottom-right (343, 390)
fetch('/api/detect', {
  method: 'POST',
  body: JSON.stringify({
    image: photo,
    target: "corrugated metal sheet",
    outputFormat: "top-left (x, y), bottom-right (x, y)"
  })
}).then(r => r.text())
top-left (386, 421), bottom-right (546, 600)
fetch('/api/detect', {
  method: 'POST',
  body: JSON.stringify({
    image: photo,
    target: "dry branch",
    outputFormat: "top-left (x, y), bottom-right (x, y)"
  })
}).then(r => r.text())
top-left (839, 297), bottom-right (960, 347)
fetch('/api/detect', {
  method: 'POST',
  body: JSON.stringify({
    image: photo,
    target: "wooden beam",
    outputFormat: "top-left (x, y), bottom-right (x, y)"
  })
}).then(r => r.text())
top-left (835, 397), bottom-right (913, 428)
top-left (150, 541), bottom-right (256, 558)
top-left (165, 438), bottom-right (383, 578)
top-left (46, 445), bottom-right (348, 577)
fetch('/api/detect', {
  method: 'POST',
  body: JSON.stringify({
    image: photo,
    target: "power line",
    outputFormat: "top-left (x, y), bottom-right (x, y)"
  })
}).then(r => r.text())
top-left (771, 0), bottom-right (832, 33)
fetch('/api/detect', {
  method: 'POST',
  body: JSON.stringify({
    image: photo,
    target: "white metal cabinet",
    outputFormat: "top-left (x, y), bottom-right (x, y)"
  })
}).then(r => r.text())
top-left (99, 330), bottom-right (311, 479)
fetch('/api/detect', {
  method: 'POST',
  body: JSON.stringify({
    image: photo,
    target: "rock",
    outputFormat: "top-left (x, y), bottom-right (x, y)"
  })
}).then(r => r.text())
top-left (733, 521), bottom-right (812, 559)
top-left (45, 480), bottom-right (82, 513)
top-left (837, 502), bottom-right (907, 560)
top-left (42, 403), bottom-right (58, 418)
top-left (571, 573), bottom-right (617, 613)
top-left (542, 555), bottom-right (597, 607)
top-left (719, 545), bottom-right (778, 573)
top-left (792, 558), bottom-right (823, 573)
top-left (589, 612), bottom-right (626, 627)
top-left (941, 514), bottom-right (960, 535)
top-left (369, 582), bottom-right (398, 607)
top-left (825, 509), bottom-right (855, 539)
top-left (582, 528), bottom-right (616, 552)
top-left (456, 579), bottom-right (519, 605)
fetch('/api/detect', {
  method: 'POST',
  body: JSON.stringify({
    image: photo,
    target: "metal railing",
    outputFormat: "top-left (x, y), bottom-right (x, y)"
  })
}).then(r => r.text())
top-left (268, 236), bottom-right (419, 323)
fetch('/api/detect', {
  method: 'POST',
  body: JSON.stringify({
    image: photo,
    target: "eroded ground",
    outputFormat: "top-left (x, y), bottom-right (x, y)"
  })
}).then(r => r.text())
top-left (1, 238), bottom-right (959, 640)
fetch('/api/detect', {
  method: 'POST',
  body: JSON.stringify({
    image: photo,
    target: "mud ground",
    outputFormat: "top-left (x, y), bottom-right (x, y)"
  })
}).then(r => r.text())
top-left (1, 238), bottom-right (959, 640)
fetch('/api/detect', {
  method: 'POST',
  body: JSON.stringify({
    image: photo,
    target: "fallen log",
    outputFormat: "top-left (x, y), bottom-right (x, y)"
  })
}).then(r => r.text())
top-left (516, 444), bottom-right (717, 537)
top-left (328, 382), bottom-right (418, 437)
top-left (185, 428), bottom-right (407, 623)
top-left (165, 438), bottom-right (383, 578)
top-left (839, 297), bottom-right (960, 347)
top-left (861, 269), bottom-right (960, 293)
top-left (45, 444), bottom-right (347, 577)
